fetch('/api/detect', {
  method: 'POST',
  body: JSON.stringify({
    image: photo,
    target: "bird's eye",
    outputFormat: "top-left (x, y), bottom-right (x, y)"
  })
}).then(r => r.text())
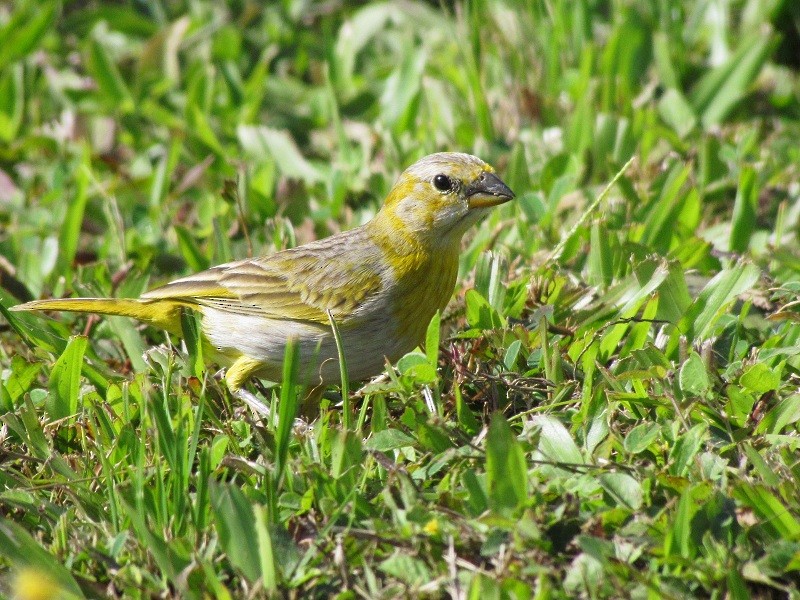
top-left (432, 174), bottom-right (453, 192)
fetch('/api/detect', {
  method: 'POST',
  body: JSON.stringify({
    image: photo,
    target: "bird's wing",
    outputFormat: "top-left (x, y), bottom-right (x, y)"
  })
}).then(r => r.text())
top-left (141, 237), bottom-right (385, 325)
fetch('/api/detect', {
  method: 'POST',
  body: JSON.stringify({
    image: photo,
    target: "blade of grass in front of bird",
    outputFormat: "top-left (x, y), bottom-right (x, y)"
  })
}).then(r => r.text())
top-left (327, 309), bottom-right (351, 429)
top-left (276, 337), bottom-right (300, 486)
top-left (424, 310), bottom-right (443, 416)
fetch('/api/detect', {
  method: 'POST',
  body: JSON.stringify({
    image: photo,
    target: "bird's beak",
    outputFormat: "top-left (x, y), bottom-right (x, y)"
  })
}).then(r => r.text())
top-left (466, 172), bottom-right (515, 209)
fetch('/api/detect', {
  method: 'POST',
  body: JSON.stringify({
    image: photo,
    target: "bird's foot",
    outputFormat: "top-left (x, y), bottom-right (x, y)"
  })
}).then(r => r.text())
top-left (234, 388), bottom-right (271, 417)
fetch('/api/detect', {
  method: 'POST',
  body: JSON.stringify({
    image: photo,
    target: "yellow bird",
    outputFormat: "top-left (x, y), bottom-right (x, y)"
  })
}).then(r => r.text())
top-left (11, 153), bottom-right (514, 396)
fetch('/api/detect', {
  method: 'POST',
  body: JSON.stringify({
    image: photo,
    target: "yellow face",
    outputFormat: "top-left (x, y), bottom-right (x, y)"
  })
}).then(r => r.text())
top-left (378, 152), bottom-right (515, 245)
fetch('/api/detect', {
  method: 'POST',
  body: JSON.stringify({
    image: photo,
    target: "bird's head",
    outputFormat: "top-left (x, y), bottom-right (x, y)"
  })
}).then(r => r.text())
top-left (373, 152), bottom-right (515, 248)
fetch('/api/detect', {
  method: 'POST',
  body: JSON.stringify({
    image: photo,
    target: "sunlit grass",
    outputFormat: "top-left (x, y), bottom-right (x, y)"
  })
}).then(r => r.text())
top-left (1, 0), bottom-right (800, 597)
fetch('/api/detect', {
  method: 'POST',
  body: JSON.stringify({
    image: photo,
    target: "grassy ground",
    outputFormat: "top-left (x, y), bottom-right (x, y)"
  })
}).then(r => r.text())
top-left (1, 0), bottom-right (800, 598)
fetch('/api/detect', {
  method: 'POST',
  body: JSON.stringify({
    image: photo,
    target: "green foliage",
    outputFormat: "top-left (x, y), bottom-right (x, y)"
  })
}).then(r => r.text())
top-left (1, 0), bottom-right (800, 597)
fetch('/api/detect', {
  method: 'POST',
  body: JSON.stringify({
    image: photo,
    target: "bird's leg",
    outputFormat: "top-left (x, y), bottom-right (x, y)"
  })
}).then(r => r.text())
top-left (224, 355), bottom-right (272, 416)
top-left (225, 355), bottom-right (264, 391)
top-left (233, 388), bottom-right (271, 417)
top-left (223, 353), bottom-right (333, 428)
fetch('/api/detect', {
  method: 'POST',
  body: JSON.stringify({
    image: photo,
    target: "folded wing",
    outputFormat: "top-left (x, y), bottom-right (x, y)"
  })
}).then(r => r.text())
top-left (141, 238), bottom-right (384, 325)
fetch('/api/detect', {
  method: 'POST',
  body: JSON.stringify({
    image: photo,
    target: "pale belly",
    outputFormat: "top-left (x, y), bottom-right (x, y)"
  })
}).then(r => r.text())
top-left (199, 246), bottom-right (459, 386)
top-left (200, 307), bottom-right (418, 386)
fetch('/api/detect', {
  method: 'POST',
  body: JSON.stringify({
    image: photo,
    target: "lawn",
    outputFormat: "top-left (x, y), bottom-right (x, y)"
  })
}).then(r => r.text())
top-left (1, 0), bottom-right (800, 598)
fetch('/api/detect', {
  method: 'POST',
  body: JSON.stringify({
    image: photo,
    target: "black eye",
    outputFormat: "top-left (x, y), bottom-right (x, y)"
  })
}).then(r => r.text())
top-left (433, 174), bottom-right (453, 192)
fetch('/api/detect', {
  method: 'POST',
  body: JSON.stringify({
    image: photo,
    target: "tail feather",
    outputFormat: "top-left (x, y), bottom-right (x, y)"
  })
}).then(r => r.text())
top-left (10, 297), bottom-right (184, 336)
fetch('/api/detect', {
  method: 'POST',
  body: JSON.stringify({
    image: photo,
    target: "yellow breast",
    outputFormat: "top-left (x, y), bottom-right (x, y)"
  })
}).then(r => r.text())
top-left (383, 245), bottom-right (460, 357)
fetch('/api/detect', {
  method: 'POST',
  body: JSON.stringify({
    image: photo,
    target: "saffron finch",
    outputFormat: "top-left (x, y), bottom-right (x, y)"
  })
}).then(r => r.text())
top-left (12, 152), bottom-right (514, 394)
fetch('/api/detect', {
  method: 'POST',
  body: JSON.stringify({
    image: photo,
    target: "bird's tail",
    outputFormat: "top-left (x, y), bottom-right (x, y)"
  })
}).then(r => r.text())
top-left (10, 297), bottom-right (184, 335)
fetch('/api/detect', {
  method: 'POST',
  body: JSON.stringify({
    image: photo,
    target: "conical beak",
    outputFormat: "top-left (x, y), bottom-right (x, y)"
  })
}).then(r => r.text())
top-left (466, 171), bottom-right (515, 209)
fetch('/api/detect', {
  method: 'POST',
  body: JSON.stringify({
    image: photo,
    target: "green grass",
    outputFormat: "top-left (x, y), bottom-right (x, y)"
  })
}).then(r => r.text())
top-left (2, 0), bottom-right (800, 597)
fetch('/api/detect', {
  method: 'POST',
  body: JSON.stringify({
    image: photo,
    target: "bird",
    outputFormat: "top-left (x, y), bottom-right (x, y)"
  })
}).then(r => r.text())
top-left (11, 152), bottom-right (514, 400)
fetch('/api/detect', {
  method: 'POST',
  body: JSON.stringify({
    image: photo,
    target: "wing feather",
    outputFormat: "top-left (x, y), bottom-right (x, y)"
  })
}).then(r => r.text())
top-left (141, 230), bottom-right (385, 324)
